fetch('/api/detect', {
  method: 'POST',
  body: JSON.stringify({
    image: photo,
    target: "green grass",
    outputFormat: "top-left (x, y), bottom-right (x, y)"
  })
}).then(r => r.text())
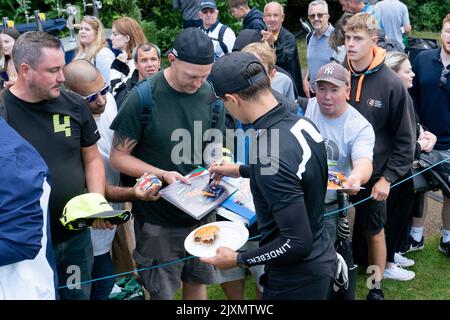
top-left (410, 31), bottom-right (441, 41)
top-left (175, 234), bottom-right (449, 300)
top-left (356, 235), bottom-right (450, 300)
top-left (297, 37), bottom-right (308, 73)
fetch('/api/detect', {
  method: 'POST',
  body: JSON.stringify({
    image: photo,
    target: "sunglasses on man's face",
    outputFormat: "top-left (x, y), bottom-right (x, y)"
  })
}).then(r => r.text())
top-left (440, 66), bottom-right (450, 88)
top-left (73, 84), bottom-right (109, 103)
top-left (308, 13), bottom-right (327, 20)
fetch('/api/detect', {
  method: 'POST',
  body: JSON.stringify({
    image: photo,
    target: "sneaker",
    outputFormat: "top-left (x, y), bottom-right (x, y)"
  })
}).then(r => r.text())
top-left (366, 288), bottom-right (384, 300)
top-left (401, 235), bottom-right (424, 254)
top-left (384, 264), bottom-right (415, 281)
top-left (438, 237), bottom-right (450, 258)
top-left (394, 252), bottom-right (415, 267)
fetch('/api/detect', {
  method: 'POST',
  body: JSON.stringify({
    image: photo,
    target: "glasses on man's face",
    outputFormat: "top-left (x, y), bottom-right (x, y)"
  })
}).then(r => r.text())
top-left (201, 8), bottom-right (216, 15)
top-left (308, 13), bottom-right (327, 20)
top-left (440, 66), bottom-right (449, 88)
top-left (73, 84), bottom-right (109, 103)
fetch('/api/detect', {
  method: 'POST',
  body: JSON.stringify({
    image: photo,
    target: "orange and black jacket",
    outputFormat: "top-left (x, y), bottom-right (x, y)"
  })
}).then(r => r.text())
top-left (344, 46), bottom-right (416, 184)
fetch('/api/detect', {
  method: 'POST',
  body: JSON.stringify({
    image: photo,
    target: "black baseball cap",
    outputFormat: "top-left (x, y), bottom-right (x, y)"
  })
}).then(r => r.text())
top-left (232, 29), bottom-right (263, 52)
top-left (167, 28), bottom-right (214, 65)
top-left (210, 52), bottom-right (267, 97)
top-left (200, 1), bottom-right (217, 10)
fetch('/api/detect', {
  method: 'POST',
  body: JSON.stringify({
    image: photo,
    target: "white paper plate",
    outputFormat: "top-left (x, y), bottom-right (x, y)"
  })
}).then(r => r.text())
top-left (327, 186), bottom-right (366, 191)
top-left (184, 221), bottom-right (249, 258)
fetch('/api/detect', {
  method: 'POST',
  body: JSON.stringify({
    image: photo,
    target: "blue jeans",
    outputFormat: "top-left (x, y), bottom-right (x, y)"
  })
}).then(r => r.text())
top-left (90, 252), bottom-right (115, 300)
top-left (53, 229), bottom-right (94, 300)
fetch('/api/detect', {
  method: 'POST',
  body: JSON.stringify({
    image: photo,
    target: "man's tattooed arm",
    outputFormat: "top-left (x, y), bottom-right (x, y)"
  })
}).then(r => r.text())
top-left (112, 132), bottom-right (138, 153)
top-left (110, 132), bottom-right (164, 180)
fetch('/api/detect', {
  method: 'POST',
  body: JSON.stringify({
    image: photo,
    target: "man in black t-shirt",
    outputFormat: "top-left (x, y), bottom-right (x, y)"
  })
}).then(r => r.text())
top-left (202, 52), bottom-right (337, 300)
top-left (110, 28), bottom-right (225, 300)
top-left (2, 32), bottom-right (106, 300)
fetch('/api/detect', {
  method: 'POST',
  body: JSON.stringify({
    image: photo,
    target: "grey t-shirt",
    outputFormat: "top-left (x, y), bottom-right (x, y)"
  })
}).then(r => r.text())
top-left (305, 98), bottom-right (375, 203)
top-left (272, 72), bottom-right (296, 101)
top-left (375, 0), bottom-right (410, 49)
top-left (173, 0), bottom-right (203, 20)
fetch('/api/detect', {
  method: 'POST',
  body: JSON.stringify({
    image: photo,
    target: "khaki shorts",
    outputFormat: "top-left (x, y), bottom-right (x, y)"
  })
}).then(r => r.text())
top-left (214, 240), bottom-right (265, 293)
top-left (133, 214), bottom-right (216, 300)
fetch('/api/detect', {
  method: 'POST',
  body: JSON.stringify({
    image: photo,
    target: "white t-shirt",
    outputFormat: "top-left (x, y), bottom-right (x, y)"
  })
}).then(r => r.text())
top-left (305, 98), bottom-right (375, 203)
top-left (90, 92), bottom-right (120, 256)
top-left (202, 22), bottom-right (236, 61)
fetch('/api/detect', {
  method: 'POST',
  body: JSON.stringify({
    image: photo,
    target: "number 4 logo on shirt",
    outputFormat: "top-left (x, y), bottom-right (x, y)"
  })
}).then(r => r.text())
top-left (53, 114), bottom-right (71, 137)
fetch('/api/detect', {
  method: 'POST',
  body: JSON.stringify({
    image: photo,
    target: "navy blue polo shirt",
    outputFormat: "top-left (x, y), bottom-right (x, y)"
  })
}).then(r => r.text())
top-left (411, 48), bottom-right (450, 150)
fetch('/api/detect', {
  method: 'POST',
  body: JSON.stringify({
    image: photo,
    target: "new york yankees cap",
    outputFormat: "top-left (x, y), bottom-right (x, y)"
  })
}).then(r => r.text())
top-left (314, 62), bottom-right (350, 87)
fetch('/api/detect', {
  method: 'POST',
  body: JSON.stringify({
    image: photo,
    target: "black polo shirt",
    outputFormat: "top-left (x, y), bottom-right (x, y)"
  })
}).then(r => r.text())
top-left (239, 103), bottom-right (336, 280)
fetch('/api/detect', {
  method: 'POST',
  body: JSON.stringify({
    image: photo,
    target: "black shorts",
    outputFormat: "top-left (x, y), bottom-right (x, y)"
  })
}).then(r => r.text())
top-left (351, 186), bottom-right (387, 236)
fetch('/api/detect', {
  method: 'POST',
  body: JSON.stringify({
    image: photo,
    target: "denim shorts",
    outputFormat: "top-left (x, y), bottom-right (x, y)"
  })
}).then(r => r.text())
top-left (214, 240), bottom-right (265, 292)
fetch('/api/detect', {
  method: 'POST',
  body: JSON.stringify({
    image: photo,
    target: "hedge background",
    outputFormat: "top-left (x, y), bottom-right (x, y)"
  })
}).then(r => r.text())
top-left (1, 0), bottom-right (447, 52)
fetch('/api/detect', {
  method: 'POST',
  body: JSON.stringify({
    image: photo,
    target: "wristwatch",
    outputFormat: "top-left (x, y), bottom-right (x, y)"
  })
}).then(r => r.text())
top-left (236, 254), bottom-right (248, 269)
top-left (383, 176), bottom-right (393, 183)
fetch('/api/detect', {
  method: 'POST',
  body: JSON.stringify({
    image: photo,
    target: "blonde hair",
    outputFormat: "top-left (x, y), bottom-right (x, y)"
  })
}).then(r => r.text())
top-left (112, 17), bottom-right (148, 59)
top-left (241, 41), bottom-right (276, 73)
top-left (443, 14), bottom-right (450, 29)
top-left (384, 51), bottom-right (409, 73)
top-left (74, 16), bottom-right (108, 61)
top-left (344, 13), bottom-right (379, 37)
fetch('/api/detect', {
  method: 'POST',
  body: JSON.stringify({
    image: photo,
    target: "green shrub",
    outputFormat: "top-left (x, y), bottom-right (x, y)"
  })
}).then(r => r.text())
top-left (405, 0), bottom-right (450, 32)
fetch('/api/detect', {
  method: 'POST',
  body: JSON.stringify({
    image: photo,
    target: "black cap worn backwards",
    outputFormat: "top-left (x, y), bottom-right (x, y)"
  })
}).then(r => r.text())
top-left (168, 27), bottom-right (214, 65)
top-left (210, 52), bottom-right (267, 97)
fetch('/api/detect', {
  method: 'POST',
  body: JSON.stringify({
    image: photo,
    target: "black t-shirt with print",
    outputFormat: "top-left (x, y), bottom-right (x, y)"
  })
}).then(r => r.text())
top-left (4, 89), bottom-right (100, 244)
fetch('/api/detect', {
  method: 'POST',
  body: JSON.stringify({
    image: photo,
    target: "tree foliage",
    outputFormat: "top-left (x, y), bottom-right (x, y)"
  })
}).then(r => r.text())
top-left (405, 0), bottom-right (450, 32)
top-left (0, 0), bottom-right (445, 52)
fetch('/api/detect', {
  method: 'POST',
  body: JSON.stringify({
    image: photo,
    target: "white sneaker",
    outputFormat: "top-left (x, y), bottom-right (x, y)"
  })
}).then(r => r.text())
top-left (384, 264), bottom-right (415, 281)
top-left (394, 252), bottom-right (415, 267)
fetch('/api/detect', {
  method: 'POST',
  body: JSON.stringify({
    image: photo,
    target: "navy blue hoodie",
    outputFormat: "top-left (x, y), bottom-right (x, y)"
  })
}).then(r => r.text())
top-left (243, 8), bottom-right (266, 31)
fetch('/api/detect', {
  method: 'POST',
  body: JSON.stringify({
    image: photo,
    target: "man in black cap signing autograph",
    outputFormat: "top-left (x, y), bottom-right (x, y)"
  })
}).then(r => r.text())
top-left (110, 27), bottom-right (225, 300)
top-left (202, 51), bottom-right (337, 299)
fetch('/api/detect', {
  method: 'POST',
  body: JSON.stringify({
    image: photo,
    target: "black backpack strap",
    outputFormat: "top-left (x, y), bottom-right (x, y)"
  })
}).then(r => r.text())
top-left (211, 100), bottom-right (222, 126)
top-left (0, 89), bottom-right (8, 121)
top-left (205, 80), bottom-right (222, 127)
top-left (119, 78), bottom-right (153, 187)
top-left (217, 24), bottom-right (229, 55)
top-left (135, 77), bottom-right (153, 134)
